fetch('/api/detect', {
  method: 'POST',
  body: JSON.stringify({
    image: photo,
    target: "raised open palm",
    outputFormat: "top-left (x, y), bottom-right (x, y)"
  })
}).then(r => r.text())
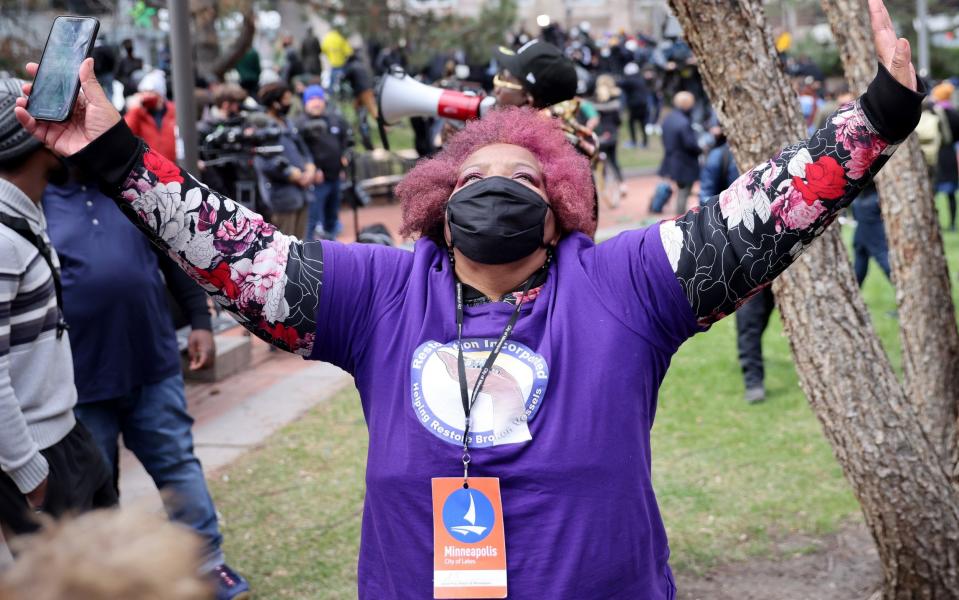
top-left (869, 0), bottom-right (918, 91)
top-left (13, 57), bottom-right (120, 157)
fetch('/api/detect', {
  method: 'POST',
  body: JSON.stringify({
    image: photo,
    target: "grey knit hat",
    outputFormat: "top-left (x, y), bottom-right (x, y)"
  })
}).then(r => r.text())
top-left (0, 78), bottom-right (42, 163)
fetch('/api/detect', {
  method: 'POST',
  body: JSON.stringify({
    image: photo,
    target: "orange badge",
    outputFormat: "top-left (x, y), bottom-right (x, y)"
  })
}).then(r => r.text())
top-left (432, 477), bottom-right (508, 598)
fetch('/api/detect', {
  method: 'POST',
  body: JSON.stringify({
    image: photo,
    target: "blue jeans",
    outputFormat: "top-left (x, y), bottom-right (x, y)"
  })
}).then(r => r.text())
top-left (307, 179), bottom-right (342, 240)
top-left (74, 373), bottom-right (224, 570)
top-left (851, 190), bottom-right (891, 286)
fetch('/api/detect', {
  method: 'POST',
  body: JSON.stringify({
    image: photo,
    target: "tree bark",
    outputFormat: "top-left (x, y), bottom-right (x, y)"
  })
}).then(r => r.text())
top-left (191, 0), bottom-right (220, 83)
top-left (211, 9), bottom-right (255, 82)
top-left (191, 1), bottom-right (255, 83)
top-left (667, 0), bottom-right (959, 596)
top-left (821, 0), bottom-right (959, 486)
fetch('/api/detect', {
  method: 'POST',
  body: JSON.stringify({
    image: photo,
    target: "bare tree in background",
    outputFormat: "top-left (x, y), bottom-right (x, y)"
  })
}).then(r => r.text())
top-left (668, 0), bottom-right (959, 596)
top-left (191, 0), bottom-right (255, 83)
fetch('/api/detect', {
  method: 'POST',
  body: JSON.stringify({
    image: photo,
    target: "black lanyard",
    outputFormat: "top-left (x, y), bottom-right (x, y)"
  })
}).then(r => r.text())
top-left (454, 275), bottom-right (534, 486)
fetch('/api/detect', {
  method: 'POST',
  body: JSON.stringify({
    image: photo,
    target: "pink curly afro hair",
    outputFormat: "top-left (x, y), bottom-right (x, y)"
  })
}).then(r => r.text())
top-left (396, 106), bottom-right (596, 242)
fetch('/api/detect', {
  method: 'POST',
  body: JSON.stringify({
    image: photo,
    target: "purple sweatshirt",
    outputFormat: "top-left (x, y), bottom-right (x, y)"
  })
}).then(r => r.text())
top-left (312, 229), bottom-right (695, 597)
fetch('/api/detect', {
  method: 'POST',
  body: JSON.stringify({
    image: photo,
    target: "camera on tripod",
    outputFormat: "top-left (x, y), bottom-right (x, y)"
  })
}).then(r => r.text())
top-left (198, 119), bottom-right (285, 210)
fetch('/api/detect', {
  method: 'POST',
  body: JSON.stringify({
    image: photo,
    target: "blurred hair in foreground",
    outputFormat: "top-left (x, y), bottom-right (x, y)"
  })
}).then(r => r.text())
top-left (0, 508), bottom-right (212, 600)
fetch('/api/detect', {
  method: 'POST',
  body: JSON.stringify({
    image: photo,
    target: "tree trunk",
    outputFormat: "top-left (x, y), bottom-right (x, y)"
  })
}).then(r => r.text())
top-left (211, 9), bottom-right (255, 82)
top-left (191, 1), bottom-right (255, 83)
top-left (821, 0), bottom-right (959, 486)
top-left (667, 0), bottom-right (959, 597)
top-left (191, 0), bottom-right (220, 83)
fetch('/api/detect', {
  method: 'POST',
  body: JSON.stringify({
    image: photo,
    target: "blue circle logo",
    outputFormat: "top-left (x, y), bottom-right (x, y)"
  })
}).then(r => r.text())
top-left (442, 488), bottom-right (495, 543)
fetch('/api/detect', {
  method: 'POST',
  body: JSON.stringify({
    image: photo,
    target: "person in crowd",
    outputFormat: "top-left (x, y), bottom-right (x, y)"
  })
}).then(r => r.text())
top-left (620, 62), bottom-right (650, 148)
top-left (815, 86), bottom-right (851, 130)
top-left (796, 77), bottom-right (823, 135)
top-left (493, 40), bottom-right (595, 162)
top-left (0, 509), bottom-right (212, 600)
top-left (592, 74), bottom-right (626, 201)
top-left (492, 41), bottom-right (578, 111)
top-left (124, 70), bottom-right (176, 162)
top-left (235, 47), bottom-right (261, 98)
top-left (735, 282), bottom-right (775, 404)
top-left (278, 34), bottom-right (304, 88)
top-left (301, 28), bottom-right (322, 77)
top-left (91, 36), bottom-right (116, 104)
top-left (115, 39), bottom-right (143, 99)
top-left (699, 122), bottom-right (738, 205)
top-left (374, 42), bottom-right (409, 76)
top-left (699, 123), bottom-right (772, 403)
top-left (42, 173), bottom-right (248, 600)
top-left (295, 85), bottom-right (351, 241)
top-left (931, 82), bottom-right (959, 231)
top-left (197, 84), bottom-right (246, 133)
top-left (851, 182), bottom-right (892, 286)
top-left (13, 1), bottom-right (922, 595)
top-left (658, 90), bottom-right (701, 214)
top-left (255, 82), bottom-right (315, 238)
top-left (285, 76), bottom-right (308, 120)
top-left (0, 79), bottom-right (116, 540)
top-left (644, 65), bottom-right (664, 135)
top-left (341, 53), bottom-right (377, 150)
top-left (322, 17), bottom-right (354, 91)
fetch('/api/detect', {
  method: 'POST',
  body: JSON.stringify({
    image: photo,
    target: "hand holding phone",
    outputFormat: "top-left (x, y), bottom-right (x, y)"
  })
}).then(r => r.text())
top-left (27, 16), bottom-right (100, 122)
top-left (14, 57), bottom-right (121, 157)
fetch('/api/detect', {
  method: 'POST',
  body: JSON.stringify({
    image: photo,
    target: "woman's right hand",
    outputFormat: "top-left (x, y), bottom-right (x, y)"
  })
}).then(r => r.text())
top-left (13, 57), bottom-right (121, 157)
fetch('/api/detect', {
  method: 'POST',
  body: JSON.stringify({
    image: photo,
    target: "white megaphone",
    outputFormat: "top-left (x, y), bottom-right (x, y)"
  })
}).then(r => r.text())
top-left (377, 67), bottom-right (496, 126)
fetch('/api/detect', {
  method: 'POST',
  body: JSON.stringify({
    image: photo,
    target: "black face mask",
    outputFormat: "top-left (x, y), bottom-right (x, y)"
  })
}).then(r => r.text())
top-left (447, 175), bottom-right (549, 265)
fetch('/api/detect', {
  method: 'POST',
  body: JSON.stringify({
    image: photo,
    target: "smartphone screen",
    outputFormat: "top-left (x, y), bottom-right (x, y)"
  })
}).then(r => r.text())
top-left (27, 16), bottom-right (100, 122)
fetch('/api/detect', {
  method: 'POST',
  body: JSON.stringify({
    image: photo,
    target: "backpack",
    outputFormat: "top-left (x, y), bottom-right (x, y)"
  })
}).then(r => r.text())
top-left (917, 109), bottom-right (943, 167)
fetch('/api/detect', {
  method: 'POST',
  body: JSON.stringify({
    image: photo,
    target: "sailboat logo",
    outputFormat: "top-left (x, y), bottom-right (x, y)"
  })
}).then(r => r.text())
top-left (442, 488), bottom-right (495, 543)
top-left (451, 493), bottom-right (487, 536)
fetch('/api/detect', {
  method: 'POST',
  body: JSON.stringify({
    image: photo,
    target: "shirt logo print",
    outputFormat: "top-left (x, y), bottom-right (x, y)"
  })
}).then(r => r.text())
top-left (410, 339), bottom-right (549, 448)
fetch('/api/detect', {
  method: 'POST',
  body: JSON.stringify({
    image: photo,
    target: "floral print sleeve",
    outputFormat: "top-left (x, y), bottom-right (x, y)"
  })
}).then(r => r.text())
top-left (659, 66), bottom-right (923, 327)
top-left (72, 125), bottom-right (319, 355)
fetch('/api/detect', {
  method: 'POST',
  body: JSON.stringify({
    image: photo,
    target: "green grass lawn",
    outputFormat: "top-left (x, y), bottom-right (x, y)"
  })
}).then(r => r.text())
top-left (618, 124), bottom-right (664, 172)
top-left (209, 195), bottom-right (959, 597)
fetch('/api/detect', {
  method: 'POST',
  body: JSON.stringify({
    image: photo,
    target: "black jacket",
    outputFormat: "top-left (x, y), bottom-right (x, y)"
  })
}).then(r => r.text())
top-left (619, 74), bottom-right (649, 111)
top-left (936, 105), bottom-right (959, 186)
top-left (658, 109), bottom-right (702, 185)
top-left (295, 113), bottom-right (352, 181)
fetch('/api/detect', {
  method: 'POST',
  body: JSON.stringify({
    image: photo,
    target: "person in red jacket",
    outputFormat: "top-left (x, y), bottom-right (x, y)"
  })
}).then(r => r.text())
top-left (124, 70), bottom-right (177, 162)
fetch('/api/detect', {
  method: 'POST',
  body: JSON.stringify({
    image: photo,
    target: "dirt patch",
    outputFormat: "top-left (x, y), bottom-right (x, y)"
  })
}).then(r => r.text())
top-left (676, 523), bottom-right (880, 600)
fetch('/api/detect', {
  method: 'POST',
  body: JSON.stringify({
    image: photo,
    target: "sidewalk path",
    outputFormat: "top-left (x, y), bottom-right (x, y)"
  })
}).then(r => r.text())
top-left (118, 337), bottom-right (351, 509)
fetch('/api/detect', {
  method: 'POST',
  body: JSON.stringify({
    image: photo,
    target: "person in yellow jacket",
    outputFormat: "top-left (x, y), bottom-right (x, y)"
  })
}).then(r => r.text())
top-left (322, 16), bottom-right (353, 91)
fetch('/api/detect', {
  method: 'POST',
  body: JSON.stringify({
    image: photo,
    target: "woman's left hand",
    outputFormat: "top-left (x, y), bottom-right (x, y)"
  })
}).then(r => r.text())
top-left (870, 0), bottom-right (917, 91)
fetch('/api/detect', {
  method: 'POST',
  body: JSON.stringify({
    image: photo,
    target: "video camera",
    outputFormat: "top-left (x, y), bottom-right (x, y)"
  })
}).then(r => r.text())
top-left (199, 120), bottom-right (285, 162)
top-left (198, 118), bottom-right (285, 210)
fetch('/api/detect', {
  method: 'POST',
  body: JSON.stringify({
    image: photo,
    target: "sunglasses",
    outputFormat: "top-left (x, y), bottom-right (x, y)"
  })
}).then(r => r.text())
top-left (493, 74), bottom-right (525, 91)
